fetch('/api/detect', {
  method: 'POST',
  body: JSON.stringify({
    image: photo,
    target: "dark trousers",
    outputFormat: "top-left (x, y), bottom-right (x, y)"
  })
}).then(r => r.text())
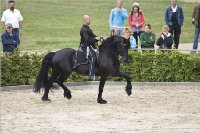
top-left (12, 28), bottom-right (20, 45)
top-left (133, 31), bottom-right (143, 46)
top-left (193, 25), bottom-right (200, 50)
top-left (169, 25), bottom-right (181, 49)
top-left (88, 46), bottom-right (97, 78)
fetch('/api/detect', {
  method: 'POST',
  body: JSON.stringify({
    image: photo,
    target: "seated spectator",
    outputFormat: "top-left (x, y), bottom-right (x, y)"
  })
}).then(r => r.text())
top-left (156, 25), bottom-right (173, 49)
top-left (140, 24), bottom-right (156, 49)
top-left (123, 27), bottom-right (137, 49)
top-left (1, 23), bottom-right (17, 53)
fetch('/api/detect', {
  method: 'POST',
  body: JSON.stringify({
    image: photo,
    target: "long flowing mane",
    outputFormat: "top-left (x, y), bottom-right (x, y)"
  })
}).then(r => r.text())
top-left (99, 35), bottom-right (124, 51)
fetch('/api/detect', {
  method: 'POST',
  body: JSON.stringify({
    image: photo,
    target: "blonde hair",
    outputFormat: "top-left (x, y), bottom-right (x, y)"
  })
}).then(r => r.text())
top-left (162, 25), bottom-right (169, 31)
top-left (124, 27), bottom-right (132, 36)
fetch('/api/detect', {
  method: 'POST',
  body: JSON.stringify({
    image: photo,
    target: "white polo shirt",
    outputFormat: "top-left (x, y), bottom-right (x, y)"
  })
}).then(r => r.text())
top-left (1, 9), bottom-right (23, 29)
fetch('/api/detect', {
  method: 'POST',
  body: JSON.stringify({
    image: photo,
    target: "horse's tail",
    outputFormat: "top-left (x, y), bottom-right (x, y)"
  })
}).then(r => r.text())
top-left (33, 52), bottom-right (55, 93)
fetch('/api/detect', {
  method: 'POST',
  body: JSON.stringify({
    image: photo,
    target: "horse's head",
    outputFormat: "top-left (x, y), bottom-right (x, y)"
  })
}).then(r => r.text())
top-left (113, 36), bottom-right (129, 63)
top-left (99, 35), bottom-right (129, 63)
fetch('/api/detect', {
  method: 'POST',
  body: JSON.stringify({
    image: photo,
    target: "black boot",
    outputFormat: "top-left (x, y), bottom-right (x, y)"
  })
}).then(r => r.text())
top-left (88, 62), bottom-right (95, 81)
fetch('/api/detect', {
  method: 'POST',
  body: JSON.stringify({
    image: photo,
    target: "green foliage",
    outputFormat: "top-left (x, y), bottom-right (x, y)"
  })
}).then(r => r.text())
top-left (1, 51), bottom-right (200, 86)
top-left (1, 52), bottom-right (43, 86)
top-left (122, 50), bottom-right (200, 82)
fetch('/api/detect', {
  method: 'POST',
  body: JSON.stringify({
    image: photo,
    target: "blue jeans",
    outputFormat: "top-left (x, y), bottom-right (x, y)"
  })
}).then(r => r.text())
top-left (133, 31), bottom-right (143, 46)
top-left (12, 28), bottom-right (20, 45)
top-left (193, 26), bottom-right (200, 50)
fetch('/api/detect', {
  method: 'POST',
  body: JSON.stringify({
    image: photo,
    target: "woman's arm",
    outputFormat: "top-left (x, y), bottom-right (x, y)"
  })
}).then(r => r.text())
top-left (128, 13), bottom-right (135, 27)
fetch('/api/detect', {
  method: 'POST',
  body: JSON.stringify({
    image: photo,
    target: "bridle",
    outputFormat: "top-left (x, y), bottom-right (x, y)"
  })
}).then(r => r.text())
top-left (113, 42), bottom-right (127, 61)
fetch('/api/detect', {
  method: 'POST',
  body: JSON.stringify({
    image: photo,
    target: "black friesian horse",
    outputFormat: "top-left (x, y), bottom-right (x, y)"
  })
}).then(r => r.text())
top-left (33, 35), bottom-right (132, 104)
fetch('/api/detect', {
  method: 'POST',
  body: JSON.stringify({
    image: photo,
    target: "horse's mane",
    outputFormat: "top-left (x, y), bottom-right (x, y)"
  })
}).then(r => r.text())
top-left (99, 35), bottom-right (123, 51)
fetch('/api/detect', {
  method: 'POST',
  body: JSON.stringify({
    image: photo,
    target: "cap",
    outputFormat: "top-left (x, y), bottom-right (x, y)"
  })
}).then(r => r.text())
top-left (133, 2), bottom-right (139, 7)
top-left (5, 23), bottom-right (13, 28)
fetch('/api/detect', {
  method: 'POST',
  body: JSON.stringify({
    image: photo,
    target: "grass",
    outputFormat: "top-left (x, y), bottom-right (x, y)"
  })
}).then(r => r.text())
top-left (0, 0), bottom-right (197, 50)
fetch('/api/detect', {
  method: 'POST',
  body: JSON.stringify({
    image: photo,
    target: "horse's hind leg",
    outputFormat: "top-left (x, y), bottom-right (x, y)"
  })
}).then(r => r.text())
top-left (42, 72), bottom-right (59, 101)
top-left (56, 74), bottom-right (72, 99)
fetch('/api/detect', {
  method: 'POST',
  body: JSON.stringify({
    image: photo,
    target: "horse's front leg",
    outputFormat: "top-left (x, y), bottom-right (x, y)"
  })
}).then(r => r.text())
top-left (115, 72), bottom-right (132, 96)
top-left (97, 76), bottom-right (107, 104)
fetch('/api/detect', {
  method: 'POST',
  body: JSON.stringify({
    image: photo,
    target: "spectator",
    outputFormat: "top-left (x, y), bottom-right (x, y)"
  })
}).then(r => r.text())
top-left (140, 24), bottom-right (156, 49)
top-left (192, 5), bottom-right (200, 51)
top-left (123, 27), bottom-right (137, 49)
top-left (109, 0), bottom-right (128, 37)
top-left (1, 23), bottom-right (17, 53)
top-left (1, 0), bottom-right (23, 46)
top-left (165, 0), bottom-right (184, 49)
top-left (128, 2), bottom-right (145, 45)
top-left (156, 25), bottom-right (173, 49)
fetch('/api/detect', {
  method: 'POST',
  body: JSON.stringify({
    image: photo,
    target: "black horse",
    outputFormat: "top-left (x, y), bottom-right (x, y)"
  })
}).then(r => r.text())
top-left (33, 35), bottom-right (132, 104)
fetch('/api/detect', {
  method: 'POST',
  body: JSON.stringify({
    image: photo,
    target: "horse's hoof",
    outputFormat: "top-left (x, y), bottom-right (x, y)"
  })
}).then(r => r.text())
top-left (42, 97), bottom-right (51, 101)
top-left (97, 99), bottom-right (107, 104)
top-left (64, 92), bottom-right (72, 99)
top-left (126, 89), bottom-right (132, 96)
top-left (66, 94), bottom-right (72, 99)
top-left (125, 86), bottom-right (132, 96)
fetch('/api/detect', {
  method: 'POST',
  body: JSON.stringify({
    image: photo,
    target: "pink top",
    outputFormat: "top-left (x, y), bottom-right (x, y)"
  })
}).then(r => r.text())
top-left (128, 12), bottom-right (145, 30)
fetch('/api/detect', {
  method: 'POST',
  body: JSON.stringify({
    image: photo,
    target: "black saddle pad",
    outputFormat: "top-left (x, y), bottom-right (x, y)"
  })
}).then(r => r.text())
top-left (75, 50), bottom-right (89, 66)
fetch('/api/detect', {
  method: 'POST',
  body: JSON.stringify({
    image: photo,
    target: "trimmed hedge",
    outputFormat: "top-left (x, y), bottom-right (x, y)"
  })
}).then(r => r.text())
top-left (123, 51), bottom-right (200, 82)
top-left (1, 51), bottom-right (200, 86)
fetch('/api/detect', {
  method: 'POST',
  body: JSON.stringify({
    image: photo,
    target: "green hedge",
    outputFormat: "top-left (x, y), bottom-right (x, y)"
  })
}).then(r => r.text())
top-left (1, 51), bottom-right (200, 86)
top-left (122, 51), bottom-right (200, 82)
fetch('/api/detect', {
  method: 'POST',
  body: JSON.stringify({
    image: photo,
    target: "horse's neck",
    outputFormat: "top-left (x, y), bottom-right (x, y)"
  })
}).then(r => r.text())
top-left (99, 49), bottom-right (119, 62)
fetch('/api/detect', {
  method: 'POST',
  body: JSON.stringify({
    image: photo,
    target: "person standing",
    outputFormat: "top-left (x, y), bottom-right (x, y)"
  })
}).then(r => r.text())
top-left (128, 2), bottom-right (145, 46)
top-left (165, 0), bottom-right (184, 49)
top-left (109, 0), bottom-right (128, 37)
top-left (1, 23), bottom-right (17, 53)
top-left (1, 0), bottom-right (23, 46)
top-left (192, 5), bottom-right (200, 51)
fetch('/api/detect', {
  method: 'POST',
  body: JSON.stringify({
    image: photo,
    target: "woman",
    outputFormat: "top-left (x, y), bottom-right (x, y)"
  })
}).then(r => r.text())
top-left (128, 2), bottom-right (145, 45)
top-left (156, 25), bottom-right (173, 49)
top-left (140, 24), bottom-right (156, 49)
top-left (123, 27), bottom-right (137, 49)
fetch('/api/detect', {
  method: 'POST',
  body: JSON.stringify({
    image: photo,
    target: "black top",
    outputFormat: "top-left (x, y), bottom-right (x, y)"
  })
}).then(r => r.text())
top-left (80, 24), bottom-right (97, 52)
top-left (1, 32), bottom-right (17, 52)
top-left (172, 12), bottom-right (178, 26)
top-left (156, 33), bottom-right (173, 49)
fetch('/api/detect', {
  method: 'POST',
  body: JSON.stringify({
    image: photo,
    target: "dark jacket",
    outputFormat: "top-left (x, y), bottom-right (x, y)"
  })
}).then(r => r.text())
top-left (156, 33), bottom-right (173, 49)
top-left (165, 5), bottom-right (184, 26)
top-left (80, 24), bottom-right (98, 52)
top-left (1, 32), bottom-right (17, 52)
top-left (192, 5), bottom-right (200, 26)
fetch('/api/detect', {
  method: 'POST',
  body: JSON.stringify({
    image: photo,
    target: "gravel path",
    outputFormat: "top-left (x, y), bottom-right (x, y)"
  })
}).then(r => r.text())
top-left (1, 84), bottom-right (200, 132)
